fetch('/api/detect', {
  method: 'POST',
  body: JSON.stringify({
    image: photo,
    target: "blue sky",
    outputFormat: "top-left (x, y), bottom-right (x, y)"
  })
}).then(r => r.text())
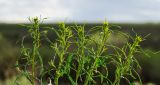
top-left (0, 0), bottom-right (160, 23)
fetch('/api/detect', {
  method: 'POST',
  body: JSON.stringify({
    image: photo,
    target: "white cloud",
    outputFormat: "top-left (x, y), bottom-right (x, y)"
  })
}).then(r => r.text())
top-left (0, 0), bottom-right (71, 23)
top-left (0, 0), bottom-right (160, 23)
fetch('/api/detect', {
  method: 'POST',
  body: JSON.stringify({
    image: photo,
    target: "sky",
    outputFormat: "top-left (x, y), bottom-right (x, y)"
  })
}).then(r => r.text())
top-left (0, 0), bottom-right (160, 23)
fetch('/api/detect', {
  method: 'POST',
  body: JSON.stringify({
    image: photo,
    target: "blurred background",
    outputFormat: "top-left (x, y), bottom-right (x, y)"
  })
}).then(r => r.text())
top-left (0, 0), bottom-right (160, 85)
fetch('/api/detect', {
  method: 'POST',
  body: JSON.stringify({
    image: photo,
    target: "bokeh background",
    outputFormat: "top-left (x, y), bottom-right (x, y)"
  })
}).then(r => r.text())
top-left (0, 0), bottom-right (160, 85)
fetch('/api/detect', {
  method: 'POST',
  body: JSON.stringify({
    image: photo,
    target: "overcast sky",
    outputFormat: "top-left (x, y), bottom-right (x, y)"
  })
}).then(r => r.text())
top-left (0, 0), bottom-right (160, 23)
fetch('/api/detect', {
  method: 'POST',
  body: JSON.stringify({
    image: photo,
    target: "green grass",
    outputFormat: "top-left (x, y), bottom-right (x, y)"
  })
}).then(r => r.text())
top-left (15, 17), bottom-right (146, 85)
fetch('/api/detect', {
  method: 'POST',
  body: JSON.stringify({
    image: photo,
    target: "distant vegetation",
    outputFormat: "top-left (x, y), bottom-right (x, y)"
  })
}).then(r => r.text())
top-left (0, 23), bottom-right (160, 49)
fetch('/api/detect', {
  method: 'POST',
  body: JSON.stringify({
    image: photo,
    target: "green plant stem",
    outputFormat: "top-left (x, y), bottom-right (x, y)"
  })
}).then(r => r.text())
top-left (54, 55), bottom-right (63, 85)
top-left (74, 25), bottom-right (86, 84)
top-left (52, 23), bottom-right (72, 85)
top-left (113, 36), bottom-right (142, 85)
top-left (31, 46), bottom-right (36, 85)
top-left (84, 57), bottom-right (98, 85)
top-left (31, 17), bottom-right (41, 85)
top-left (84, 22), bottom-right (110, 85)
